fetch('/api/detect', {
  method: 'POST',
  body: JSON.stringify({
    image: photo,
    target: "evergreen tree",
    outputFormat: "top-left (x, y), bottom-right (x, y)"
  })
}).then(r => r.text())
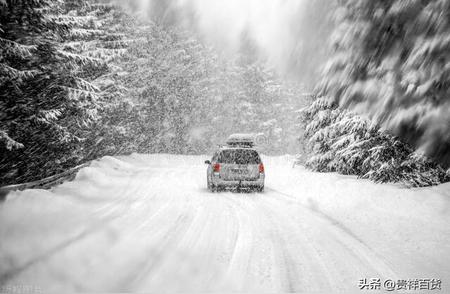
top-left (58, 0), bottom-right (137, 159)
top-left (0, 0), bottom-right (104, 185)
top-left (322, 0), bottom-right (450, 166)
top-left (0, 1), bottom-right (309, 185)
top-left (302, 96), bottom-right (449, 187)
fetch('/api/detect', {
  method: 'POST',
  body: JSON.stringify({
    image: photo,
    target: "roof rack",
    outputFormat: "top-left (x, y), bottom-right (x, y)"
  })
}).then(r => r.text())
top-left (225, 133), bottom-right (255, 148)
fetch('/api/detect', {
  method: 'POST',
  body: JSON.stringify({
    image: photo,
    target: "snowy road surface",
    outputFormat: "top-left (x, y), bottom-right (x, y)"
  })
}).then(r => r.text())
top-left (1, 154), bottom-right (449, 292)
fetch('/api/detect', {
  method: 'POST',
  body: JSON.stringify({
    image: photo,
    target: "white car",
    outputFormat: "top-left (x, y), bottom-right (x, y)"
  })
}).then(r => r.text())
top-left (205, 135), bottom-right (265, 192)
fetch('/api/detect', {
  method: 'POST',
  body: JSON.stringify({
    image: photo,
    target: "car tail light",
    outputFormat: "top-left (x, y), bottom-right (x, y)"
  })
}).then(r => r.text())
top-left (259, 163), bottom-right (264, 173)
top-left (213, 163), bottom-right (220, 172)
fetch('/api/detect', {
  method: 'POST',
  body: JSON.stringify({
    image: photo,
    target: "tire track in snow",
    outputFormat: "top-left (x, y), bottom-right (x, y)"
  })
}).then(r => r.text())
top-left (136, 194), bottom-right (239, 292)
top-left (220, 193), bottom-right (328, 292)
top-left (254, 193), bottom-right (336, 292)
top-left (119, 171), bottom-right (206, 291)
top-left (219, 194), bottom-right (259, 292)
top-left (266, 187), bottom-right (399, 281)
top-left (116, 209), bottom-right (197, 290)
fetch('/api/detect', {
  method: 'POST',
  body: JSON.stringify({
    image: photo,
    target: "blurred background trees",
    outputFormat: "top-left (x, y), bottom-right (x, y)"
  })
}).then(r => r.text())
top-left (302, 0), bottom-right (450, 186)
top-left (318, 0), bottom-right (450, 166)
top-left (0, 0), bottom-right (304, 185)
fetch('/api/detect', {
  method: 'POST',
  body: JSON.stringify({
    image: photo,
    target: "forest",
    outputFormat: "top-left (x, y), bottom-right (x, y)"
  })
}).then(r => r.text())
top-left (1, 0), bottom-right (449, 187)
top-left (0, 0), bottom-right (305, 186)
top-left (302, 0), bottom-right (450, 187)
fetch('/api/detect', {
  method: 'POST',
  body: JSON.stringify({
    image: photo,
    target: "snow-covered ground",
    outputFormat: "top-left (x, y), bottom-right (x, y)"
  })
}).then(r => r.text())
top-left (0, 154), bottom-right (449, 292)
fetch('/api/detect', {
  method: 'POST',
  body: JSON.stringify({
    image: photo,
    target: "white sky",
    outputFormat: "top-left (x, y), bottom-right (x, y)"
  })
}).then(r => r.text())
top-left (140, 0), bottom-right (309, 70)
top-left (127, 0), bottom-right (331, 87)
top-left (195, 0), bottom-right (306, 58)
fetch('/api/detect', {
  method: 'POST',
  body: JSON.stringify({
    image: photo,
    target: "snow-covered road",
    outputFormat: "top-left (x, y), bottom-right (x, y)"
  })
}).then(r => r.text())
top-left (1, 154), bottom-right (449, 292)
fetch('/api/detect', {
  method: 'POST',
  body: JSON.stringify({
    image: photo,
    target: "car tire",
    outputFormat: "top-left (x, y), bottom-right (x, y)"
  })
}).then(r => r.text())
top-left (207, 178), bottom-right (212, 190)
top-left (208, 178), bottom-right (218, 192)
top-left (256, 185), bottom-right (264, 193)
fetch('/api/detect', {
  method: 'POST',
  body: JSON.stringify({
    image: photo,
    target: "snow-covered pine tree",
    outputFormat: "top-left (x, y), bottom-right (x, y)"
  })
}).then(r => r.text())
top-left (301, 96), bottom-right (449, 187)
top-left (304, 0), bottom-right (450, 186)
top-left (0, 0), bottom-right (105, 185)
top-left (55, 0), bottom-right (138, 160)
top-left (322, 0), bottom-right (450, 167)
top-left (58, 0), bottom-right (128, 65)
top-left (400, 0), bottom-right (450, 166)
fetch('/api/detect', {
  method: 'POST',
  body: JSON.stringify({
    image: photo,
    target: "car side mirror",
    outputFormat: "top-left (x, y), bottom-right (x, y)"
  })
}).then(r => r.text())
top-left (204, 160), bottom-right (211, 165)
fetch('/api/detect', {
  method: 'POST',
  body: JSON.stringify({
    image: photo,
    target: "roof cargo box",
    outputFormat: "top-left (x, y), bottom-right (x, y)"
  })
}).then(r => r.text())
top-left (226, 134), bottom-right (255, 147)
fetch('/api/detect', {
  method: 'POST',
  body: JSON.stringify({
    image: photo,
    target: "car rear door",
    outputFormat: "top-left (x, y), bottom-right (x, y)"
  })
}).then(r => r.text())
top-left (219, 149), bottom-right (261, 181)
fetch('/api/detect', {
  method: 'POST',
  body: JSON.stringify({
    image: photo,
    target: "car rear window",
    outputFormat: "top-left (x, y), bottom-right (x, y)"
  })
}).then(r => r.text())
top-left (218, 149), bottom-right (261, 164)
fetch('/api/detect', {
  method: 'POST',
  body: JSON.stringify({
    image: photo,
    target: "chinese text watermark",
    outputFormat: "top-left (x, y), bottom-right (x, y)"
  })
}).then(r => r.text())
top-left (0, 285), bottom-right (42, 294)
top-left (359, 278), bottom-right (441, 291)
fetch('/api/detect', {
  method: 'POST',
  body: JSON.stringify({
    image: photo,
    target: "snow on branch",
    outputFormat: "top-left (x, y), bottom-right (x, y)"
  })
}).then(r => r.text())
top-left (0, 64), bottom-right (41, 80)
top-left (57, 49), bottom-right (103, 66)
top-left (0, 38), bottom-right (36, 58)
top-left (0, 131), bottom-right (24, 150)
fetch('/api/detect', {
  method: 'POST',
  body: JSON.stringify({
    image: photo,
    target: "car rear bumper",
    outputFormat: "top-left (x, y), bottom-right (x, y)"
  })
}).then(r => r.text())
top-left (211, 176), bottom-right (264, 188)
